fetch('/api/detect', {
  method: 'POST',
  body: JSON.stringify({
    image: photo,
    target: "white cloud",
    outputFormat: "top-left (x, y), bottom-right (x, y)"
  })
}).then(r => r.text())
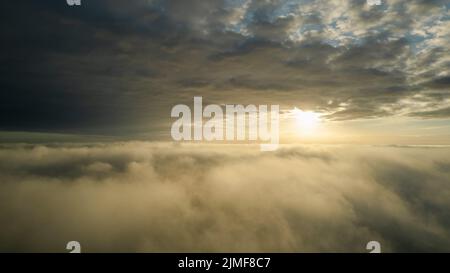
top-left (0, 142), bottom-right (449, 252)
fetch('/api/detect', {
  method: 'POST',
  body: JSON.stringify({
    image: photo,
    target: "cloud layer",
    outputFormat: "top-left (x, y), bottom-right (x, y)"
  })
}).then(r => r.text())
top-left (1, 1), bottom-right (449, 135)
top-left (0, 142), bottom-right (449, 252)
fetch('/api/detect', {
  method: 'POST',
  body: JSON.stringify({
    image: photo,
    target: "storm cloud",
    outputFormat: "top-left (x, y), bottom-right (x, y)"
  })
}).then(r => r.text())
top-left (0, 142), bottom-right (449, 252)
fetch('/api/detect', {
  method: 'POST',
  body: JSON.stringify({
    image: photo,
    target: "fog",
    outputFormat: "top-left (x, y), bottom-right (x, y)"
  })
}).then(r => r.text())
top-left (0, 142), bottom-right (449, 252)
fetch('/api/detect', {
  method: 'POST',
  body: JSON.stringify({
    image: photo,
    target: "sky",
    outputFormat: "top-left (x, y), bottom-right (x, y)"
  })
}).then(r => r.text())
top-left (1, 0), bottom-right (450, 253)
top-left (1, 0), bottom-right (449, 144)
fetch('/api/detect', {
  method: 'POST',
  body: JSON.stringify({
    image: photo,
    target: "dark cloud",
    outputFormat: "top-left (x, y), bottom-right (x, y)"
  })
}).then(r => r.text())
top-left (424, 76), bottom-right (450, 89)
top-left (0, 0), bottom-right (449, 136)
top-left (409, 107), bottom-right (450, 119)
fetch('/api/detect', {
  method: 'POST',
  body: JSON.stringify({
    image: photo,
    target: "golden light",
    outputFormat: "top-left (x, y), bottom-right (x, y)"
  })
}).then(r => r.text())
top-left (292, 107), bottom-right (322, 135)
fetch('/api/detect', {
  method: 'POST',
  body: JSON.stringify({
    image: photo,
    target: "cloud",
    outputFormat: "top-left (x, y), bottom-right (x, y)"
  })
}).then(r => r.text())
top-left (1, 0), bottom-right (449, 136)
top-left (409, 106), bottom-right (450, 119)
top-left (0, 142), bottom-right (449, 252)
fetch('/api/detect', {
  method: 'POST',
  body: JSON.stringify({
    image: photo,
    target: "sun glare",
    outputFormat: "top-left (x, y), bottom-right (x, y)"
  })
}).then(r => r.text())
top-left (292, 107), bottom-right (322, 135)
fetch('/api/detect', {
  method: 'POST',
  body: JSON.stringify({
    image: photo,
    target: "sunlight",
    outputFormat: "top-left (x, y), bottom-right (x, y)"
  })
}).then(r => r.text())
top-left (292, 107), bottom-right (322, 135)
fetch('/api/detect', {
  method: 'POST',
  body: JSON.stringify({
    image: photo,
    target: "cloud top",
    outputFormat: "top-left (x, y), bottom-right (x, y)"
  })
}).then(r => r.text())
top-left (0, 142), bottom-right (449, 252)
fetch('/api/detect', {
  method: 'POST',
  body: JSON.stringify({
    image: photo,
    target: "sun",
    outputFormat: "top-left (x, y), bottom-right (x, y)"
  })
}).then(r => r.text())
top-left (291, 107), bottom-right (322, 135)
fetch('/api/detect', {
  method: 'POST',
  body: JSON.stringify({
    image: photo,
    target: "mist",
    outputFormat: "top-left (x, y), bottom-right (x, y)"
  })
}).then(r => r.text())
top-left (0, 142), bottom-right (449, 252)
